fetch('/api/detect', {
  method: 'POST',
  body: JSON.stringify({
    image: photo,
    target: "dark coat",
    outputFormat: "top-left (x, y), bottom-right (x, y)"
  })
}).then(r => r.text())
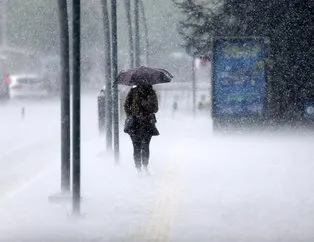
top-left (124, 86), bottom-right (159, 136)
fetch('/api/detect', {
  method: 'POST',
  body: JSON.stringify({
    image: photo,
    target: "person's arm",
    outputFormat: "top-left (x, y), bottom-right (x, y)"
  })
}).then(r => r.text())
top-left (142, 90), bottom-right (158, 113)
top-left (124, 90), bottom-right (133, 116)
top-left (150, 91), bottom-right (158, 113)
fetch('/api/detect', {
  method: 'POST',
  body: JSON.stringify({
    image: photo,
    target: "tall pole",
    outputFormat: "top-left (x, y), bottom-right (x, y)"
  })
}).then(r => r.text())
top-left (134, 0), bottom-right (140, 67)
top-left (100, 0), bottom-right (113, 151)
top-left (111, 0), bottom-right (119, 163)
top-left (2, 0), bottom-right (8, 47)
top-left (58, 0), bottom-right (71, 193)
top-left (72, 0), bottom-right (81, 215)
top-left (124, 0), bottom-right (134, 68)
top-left (139, 0), bottom-right (149, 65)
top-left (192, 56), bottom-right (196, 116)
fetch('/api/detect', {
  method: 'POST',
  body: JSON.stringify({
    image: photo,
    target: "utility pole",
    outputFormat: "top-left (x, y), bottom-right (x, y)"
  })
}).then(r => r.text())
top-left (58, 0), bottom-right (71, 193)
top-left (111, 0), bottom-right (119, 163)
top-left (72, 0), bottom-right (81, 215)
top-left (100, 0), bottom-right (113, 151)
top-left (134, 0), bottom-right (140, 67)
top-left (192, 56), bottom-right (196, 117)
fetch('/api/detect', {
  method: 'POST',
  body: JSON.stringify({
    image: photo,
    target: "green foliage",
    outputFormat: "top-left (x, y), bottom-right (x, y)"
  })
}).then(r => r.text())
top-left (172, 0), bottom-right (225, 56)
top-left (173, 0), bottom-right (314, 118)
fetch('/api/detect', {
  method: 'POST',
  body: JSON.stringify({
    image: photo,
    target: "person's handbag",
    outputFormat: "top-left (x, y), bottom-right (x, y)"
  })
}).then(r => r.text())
top-left (150, 114), bottom-right (159, 136)
top-left (124, 115), bottom-right (136, 133)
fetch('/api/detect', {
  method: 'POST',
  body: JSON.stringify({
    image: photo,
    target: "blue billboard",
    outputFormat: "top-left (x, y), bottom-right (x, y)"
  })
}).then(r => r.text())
top-left (212, 37), bottom-right (268, 117)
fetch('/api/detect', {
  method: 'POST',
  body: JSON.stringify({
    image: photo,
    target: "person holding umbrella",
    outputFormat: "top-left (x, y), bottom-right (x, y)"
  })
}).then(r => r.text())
top-left (117, 66), bottom-right (173, 172)
top-left (124, 84), bottom-right (158, 172)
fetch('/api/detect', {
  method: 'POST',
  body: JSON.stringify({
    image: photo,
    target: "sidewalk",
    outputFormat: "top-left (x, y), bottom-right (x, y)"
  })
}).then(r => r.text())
top-left (0, 116), bottom-right (196, 242)
top-left (0, 116), bottom-right (314, 241)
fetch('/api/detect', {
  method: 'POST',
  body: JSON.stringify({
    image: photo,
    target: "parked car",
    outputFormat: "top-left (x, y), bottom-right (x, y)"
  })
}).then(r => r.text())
top-left (8, 74), bottom-right (49, 99)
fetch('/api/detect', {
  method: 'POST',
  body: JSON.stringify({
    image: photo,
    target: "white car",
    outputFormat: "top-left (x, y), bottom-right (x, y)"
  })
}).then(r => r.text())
top-left (8, 74), bottom-right (49, 99)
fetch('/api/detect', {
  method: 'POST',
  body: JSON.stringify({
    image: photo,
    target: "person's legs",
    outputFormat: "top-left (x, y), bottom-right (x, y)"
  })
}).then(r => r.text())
top-left (130, 135), bottom-right (142, 169)
top-left (141, 135), bottom-right (152, 167)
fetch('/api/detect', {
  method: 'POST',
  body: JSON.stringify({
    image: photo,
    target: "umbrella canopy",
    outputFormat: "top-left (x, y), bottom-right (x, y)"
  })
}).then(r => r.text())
top-left (116, 66), bottom-right (173, 86)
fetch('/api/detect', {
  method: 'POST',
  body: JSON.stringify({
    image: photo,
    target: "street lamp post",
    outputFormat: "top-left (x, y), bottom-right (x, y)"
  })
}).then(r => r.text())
top-left (58, 0), bottom-right (71, 193)
top-left (192, 56), bottom-right (196, 116)
top-left (72, 0), bottom-right (81, 215)
top-left (111, 0), bottom-right (119, 163)
top-left (186, 45), bottom-right (197, 117)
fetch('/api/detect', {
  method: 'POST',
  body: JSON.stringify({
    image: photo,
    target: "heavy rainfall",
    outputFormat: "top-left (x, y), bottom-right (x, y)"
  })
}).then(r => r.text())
top-left (0, 0), bottom-right (313, 241)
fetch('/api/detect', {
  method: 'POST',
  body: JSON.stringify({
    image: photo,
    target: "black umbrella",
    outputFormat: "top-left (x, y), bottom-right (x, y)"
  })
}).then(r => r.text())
top-left (116, 66), bottom-right (173, 86)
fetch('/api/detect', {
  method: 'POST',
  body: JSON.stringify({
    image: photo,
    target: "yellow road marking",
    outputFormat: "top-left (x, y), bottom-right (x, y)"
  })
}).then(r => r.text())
top-left (142, 149), bottom-right (183, 241)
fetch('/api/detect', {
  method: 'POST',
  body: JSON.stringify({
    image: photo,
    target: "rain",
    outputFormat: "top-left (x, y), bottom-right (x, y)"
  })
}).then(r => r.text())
top-left (0, 0), bottom-right (313, 241)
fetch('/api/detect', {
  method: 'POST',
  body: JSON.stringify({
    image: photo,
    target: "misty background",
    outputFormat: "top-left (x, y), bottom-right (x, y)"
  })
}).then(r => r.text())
top-left (1, 0), bottom-right (193, 87)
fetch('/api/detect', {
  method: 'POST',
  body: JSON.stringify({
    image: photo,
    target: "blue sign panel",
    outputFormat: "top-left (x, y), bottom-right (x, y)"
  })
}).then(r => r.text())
top-left (212, 38), bottom-right (267, 117)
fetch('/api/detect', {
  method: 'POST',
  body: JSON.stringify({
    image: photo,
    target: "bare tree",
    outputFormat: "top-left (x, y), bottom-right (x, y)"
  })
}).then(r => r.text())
top-left (100, 0), bottom-right (112, 150)
top-left (124, 0), bottom-right (134, 68)
top-left (139, 0), bottom-right (149, 65)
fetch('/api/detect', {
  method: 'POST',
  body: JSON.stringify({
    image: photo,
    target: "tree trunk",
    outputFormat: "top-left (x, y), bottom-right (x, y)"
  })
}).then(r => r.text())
top-left (124, 0), bottom-right (134, 68)
top-left (100, 0), bottom-right (112, 150)
top-left (134, 0), bottom-right (140, 67)
top-left (139, 0), bottom-right (149, 65)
